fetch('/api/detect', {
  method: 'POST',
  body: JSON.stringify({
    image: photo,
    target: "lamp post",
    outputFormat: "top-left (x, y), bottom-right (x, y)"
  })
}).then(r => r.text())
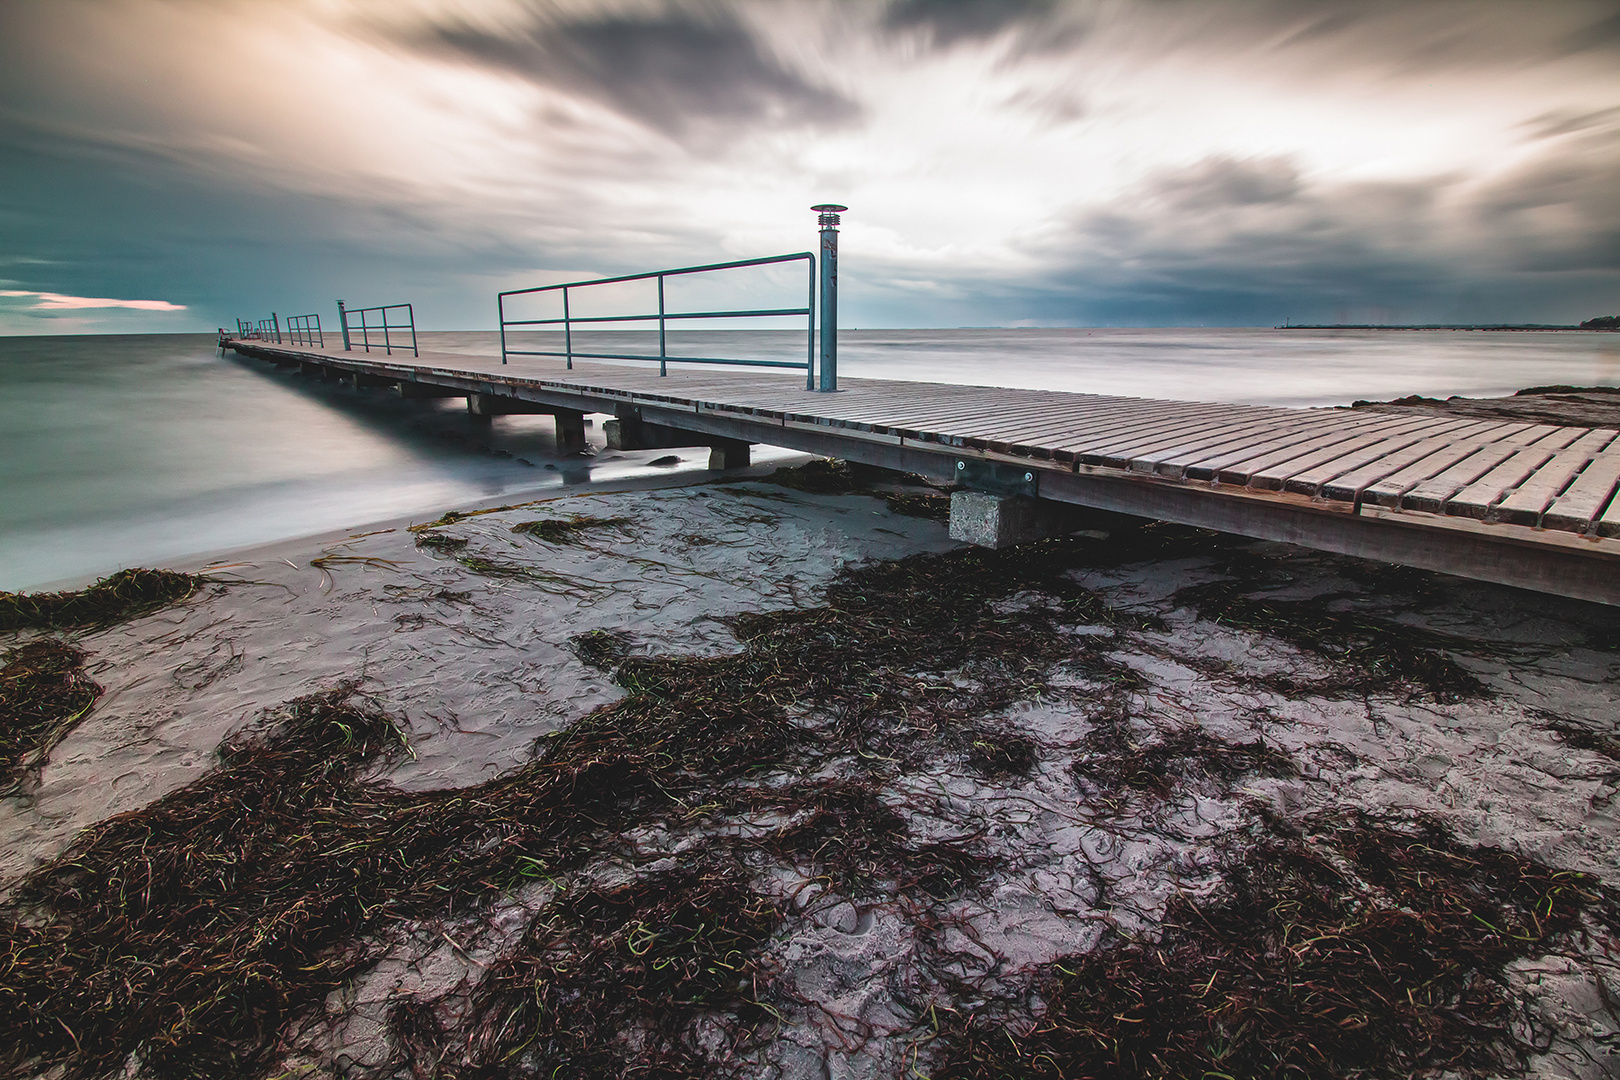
top-left (812, 203), bottom-right (847, 391)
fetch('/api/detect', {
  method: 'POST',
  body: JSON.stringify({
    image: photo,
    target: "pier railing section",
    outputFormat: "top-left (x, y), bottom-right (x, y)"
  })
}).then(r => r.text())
top-left (285, 313), bottom-right (323, 348)
top-left (498, 252), bottom-right (820, 391)
top-left (337, 300), bottom-right (418, 357)
top-left (235, 315), bottom-right (282, 343)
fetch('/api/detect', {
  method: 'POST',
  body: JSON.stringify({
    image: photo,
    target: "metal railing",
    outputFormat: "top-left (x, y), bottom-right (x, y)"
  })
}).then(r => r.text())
top-left (286, 313), bottom-right (322, 348)
top-left (235, 315), bottom-right (282, 343)
top-left (337, 300), bottom-right (417, 356)
top-left (498, 252), bottom-right (818, 390)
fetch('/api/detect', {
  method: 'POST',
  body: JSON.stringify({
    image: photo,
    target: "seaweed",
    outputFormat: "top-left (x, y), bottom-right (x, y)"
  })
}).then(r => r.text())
top-left (0, 568), bottom-right (205, 633)
top-left (0, 640), bottom-right (103, 795)
top-left (414, 533), bottom-right (468, 552)
top-left (569, 628), bottom-right (636, 670)
top-left (1175, 570), bottom-right (1483, 700)
top-left (765, 458), bottom-right (934, 496)
top-left (962, 725), bottom-right (1040, 780)
top-left (1071, 724), bottom-right (1295, 812)
top-left (403, 865), bottom-right (783, 1079)
top-left (928, 810), bottom-right (1610, 1080)
top-left (510, 514), bottom-right (634, 545)
top-left (885, 492), bottom-right (952, 521)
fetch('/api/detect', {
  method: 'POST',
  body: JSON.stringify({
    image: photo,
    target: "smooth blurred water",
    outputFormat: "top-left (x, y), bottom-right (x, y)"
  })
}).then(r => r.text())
top-left (2, 328), bottom-right (1617, 590)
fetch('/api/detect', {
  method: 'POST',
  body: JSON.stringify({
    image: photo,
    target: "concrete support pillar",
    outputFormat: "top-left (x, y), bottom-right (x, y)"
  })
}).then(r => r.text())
top-left (603, 413), bottom-right (643, 451)
top-left (948, 492), bottom-right (1148, 549)
top-left (708, 439), bottom-right (751, 470)
top-left (553, 409), bottom-right (587, 452)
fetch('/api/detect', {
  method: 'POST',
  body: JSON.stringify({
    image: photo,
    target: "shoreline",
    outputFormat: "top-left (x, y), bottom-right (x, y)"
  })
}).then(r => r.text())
top-left (3, 400), bottom-right (1620, 1077)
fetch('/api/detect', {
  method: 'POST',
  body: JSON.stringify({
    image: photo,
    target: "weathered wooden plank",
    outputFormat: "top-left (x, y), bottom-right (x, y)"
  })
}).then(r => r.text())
top-left (1317, 424), bottom-right (1526, 503)
top-left (1499, 423), bottom-right (1570, 446)
top-left (920, 398), bottom-right (1174, 440)
top-left (1355, 441), bottom-right (1495, 507)
top-left (1244, 415), bottom-right (1457, 490)
top-left (1444, 447), bottom-right (1558, 518)
top-left (1398, 444), bottom-right (1523, 513)
top-left (1126, 414), bottom-right (1349, 478)
top-left (1543, 453), bottom-right (1620, 534)
top-left (1280, 418), bottom-right (1499, 495)
top-left (1077, 406), bottom-right (1285, 460)
top-left (1176, 422), bottom-right (1361, 482)
top-left (981, 402), bottom-right (1227, 449)
top-left (1493, 430), bottom-right (1620, 525)
top-left (1599, 487), bottom-right (1620, 538)
top-left (1215, 420), bottom-right (1408, 486)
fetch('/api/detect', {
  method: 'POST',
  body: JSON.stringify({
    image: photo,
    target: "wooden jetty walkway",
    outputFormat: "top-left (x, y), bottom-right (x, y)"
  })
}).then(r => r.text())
top-left (222, 336), bottom-right (1620, 606)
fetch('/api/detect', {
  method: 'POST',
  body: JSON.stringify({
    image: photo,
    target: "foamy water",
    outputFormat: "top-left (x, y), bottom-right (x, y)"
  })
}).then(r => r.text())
top-left (2, 328), bottom-right (1616, 590)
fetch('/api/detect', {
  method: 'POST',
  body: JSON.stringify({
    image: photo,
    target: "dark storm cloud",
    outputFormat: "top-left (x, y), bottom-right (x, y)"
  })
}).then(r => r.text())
top-left (882, 0), bottom-right (1059, 47)
top-left (418, 4), bottom-right (856, 139)
top-left (1560, 9), bottom-right (1620, 54)
top-left (0, 113), bottom-right (558, 332)
top-left (1002, 150), bottom-right (1620, 325)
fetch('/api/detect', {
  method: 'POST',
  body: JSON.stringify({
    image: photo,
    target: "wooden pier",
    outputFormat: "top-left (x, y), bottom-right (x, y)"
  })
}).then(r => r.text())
top-left (223, 336), bottom-right (1620, 606)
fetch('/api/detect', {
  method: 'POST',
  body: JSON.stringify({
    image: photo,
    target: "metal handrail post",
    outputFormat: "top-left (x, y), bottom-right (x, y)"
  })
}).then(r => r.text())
top-left (563, 287), bottom-right (573, 370)
top-left (806, 256), bottom-right (816, 390)
top-left (338, 301), bottom-right (351, 350)
top-left (498, 293), bottom-right (508, 365)
top-left (272, 312), bottom-right (281, 344)
top-left (408, 303), bottom-right (418, 357)
top-left (658, 274), bottom-right (667, 377)
top-left (813, 204), bottom-right (846, 392)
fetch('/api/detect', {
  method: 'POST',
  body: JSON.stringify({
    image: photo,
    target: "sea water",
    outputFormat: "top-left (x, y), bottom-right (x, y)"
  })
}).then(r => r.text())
top-left (2, 328), bottom-right (1617, 591)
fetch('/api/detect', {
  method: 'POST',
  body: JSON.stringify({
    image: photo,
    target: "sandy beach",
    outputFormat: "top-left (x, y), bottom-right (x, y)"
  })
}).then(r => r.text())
top-left (3, 444), bottom-right (1619, 1079)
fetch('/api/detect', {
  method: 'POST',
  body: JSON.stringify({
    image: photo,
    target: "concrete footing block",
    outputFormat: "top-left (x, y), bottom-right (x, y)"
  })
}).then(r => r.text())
top-left (950, 493), bottom-right (1053, 549)
top-left (948, 492), bottom-right (1148, 549)
top-left (707, 439), bottom-right (751, 470)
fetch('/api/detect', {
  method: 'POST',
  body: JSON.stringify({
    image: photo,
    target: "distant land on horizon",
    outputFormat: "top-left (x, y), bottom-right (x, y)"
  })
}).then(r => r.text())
top-left (1278, 317), bottom-right (1619, 332)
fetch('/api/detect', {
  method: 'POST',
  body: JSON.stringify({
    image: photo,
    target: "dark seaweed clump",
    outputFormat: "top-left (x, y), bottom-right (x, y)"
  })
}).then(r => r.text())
top-left (510, 514), bottom-right (634, 544)
top-left (930, 811), bottom-right (1615, 1080)
top-left (414, 533), bottom-right (468, 552)
top-left (885, 492), bottom-right (952, 521)
top-left (395, 866), bottom-right (783, 1078)
top-left (0, 568), bottom-right (205, 633)
top-left (0, 640), bottom-right (103, 795)
top-left (1175, 557), bottom-right (1484, 700)
top-left (1072, 724), bottom-right (1294, 813)
top-left (764, 457), bottom-right (933, 496)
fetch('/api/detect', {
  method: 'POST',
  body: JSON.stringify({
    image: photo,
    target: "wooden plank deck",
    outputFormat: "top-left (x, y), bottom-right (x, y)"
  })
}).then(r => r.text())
top-left (223, 338), bottom-right (1620, 604)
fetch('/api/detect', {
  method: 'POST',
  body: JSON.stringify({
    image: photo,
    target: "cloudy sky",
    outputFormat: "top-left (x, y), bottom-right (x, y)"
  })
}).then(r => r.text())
top-left (1, 0), bottom-right (1617, 334)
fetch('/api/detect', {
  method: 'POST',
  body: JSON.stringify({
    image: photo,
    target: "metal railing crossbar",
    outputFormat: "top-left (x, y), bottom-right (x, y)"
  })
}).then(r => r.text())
top-left (502, 349), bottom-right (807, 369)
top-left (498, 251), bottom-right (816, 389)
top-left (286, 313), bottom-right (323, 348)
top-left (340, 302), bottom-right (417, 357)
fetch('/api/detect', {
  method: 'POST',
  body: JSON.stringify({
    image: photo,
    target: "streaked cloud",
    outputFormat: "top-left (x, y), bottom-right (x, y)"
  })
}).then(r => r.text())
top-left (0, 290), bottom-right (186, 311)
top-left (0, 0), bottom-right (1616, 332)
